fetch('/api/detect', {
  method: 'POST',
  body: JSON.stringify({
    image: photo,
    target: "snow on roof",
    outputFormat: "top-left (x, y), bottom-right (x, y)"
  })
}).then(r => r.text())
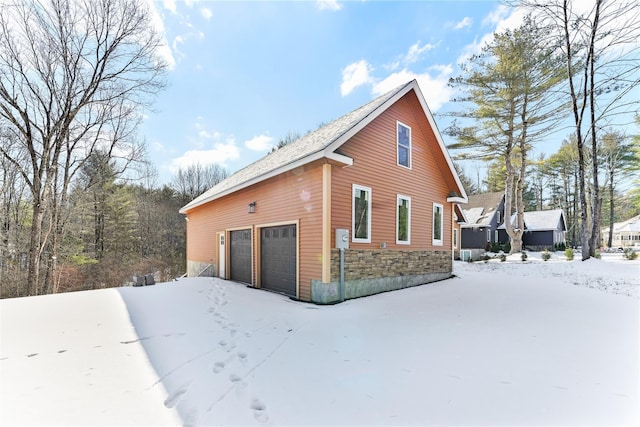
top-left (460, 192), bottom-right (504, 228)
top-left (498, 209), bottom-right (566, 231)
top-left (609, 214), bottom-right (640, 233)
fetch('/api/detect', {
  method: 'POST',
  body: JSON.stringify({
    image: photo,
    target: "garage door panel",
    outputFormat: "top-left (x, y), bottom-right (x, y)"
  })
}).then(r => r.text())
top-left (230, 229), bottom-right (252, 284)
top-left (261, 225), bottom-right (296, 297)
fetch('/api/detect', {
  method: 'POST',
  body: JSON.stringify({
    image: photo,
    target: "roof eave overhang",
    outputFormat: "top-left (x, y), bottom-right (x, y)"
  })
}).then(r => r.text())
top-left (179, 151), bottom-right (353, 214)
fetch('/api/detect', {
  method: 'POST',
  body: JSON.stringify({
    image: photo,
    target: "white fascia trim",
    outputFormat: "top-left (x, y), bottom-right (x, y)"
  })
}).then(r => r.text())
top-left (324, 83), bottom-right (414, 155)
top-left (412, 83), bottom-right (469, 202)
top-left (325, 151), bottom-right (354, 166)
top-left (447, 196), bottom-right (468, 204)
top-left (179, 151), bottom-right (353, 214)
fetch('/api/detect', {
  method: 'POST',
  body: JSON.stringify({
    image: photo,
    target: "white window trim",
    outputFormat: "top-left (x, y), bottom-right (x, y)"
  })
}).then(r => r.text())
top-left (495, 230), bottom-right (499, 242)
top-left (352, 184), bottom-right (372, 243)
top-left (396, 121), bottom-right (412, 169)
top-left (487, 229), bottom-right (491, 242)
top-left (432, 203), bottom-right (444, 246)
top-left (396, 194), bottom-right (411, 245)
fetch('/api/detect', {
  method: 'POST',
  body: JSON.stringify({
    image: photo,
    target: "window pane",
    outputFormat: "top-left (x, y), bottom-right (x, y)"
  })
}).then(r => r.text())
top-left (397, 123), bottom-right (411, 168)
top-left (398, 198), bottom-right (409, 242)
top-left (354, 189), bottom-right (369, 239)
top-left (434, 206), bottom-right (442, 240)
top-left (398, 145), bottom-right (409, 167)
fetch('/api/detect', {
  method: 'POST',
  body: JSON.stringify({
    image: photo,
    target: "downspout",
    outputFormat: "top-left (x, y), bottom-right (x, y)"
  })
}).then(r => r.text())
top-left (339, 248), bottom-right (345, 302)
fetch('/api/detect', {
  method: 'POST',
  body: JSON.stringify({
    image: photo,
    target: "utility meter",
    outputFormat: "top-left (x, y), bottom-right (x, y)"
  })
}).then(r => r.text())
top-left (335, 228), bottom-right (349, 249)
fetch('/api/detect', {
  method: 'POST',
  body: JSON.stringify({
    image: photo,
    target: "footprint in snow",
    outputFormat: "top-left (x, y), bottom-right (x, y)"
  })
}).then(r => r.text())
top-left (213, 361), bottom-right (225, 373)
top-left (250, 398), bottom-right (269, 423)
top-left (164, 388), bottom-right (187, 408)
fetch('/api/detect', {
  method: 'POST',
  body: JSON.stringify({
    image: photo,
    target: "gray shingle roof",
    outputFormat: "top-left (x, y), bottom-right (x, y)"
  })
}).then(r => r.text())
top-left (180, 81), bottom-right (413, 213)
top-left (180, 79), bottom-right (467, 213)
top-left (461, 192), bottom-right (504, 227)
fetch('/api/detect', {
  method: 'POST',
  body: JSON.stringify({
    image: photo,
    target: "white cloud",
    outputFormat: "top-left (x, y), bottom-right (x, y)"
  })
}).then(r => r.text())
top-left (454, 17), bottom-right (473, 30)
top-left (372, 65), bottom-right (454, 112)
top-left (404, 41), bottom-right (436, 64)
top-left (146, 1), bottom-right (176, 69)
top-left (170, 139), bottom-right (240, 172)
top-left (162, 0), bottom-right (177, 14)
top-left (316, 0), bottom-right (342, 11)
top-left (340, 60), bottom-right (374, 96)
top-left (201, 7), bottom-right (212, 20)
top-left (483, 4), bottom-right (511, 27)
top-left (245, 135), bottom-right (274, 152)
top-left (458, 6), bottom-right (525, 65)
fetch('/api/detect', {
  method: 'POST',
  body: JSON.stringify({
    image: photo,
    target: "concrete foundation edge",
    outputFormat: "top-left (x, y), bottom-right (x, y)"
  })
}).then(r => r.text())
top-left (311, 272), bottom-right (453, 304)
top-left (187, 260), bottom-right (216, 277)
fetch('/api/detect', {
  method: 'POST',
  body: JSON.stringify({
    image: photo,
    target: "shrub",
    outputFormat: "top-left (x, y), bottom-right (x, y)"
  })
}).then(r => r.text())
top-left (554, 242), bottom-right (566, 252)
top-left (595, 250), bottom-right (601, 259)
top-left (491, 242), bottom-right (501, 253)
top-left (499, 253), bottom-right (506, 262)
top-left (623, 248), bottom-right (638, 260)
top-left (565, 247), bottom-right (574, 260)
top-left (481, 254), bottom-right (491, 262)
top-left (503, 241), bottom-right (511, 253)
top-left (521, 251), bottom-right (528, 261)
top-left (542, 249), bottom-right (551, 261)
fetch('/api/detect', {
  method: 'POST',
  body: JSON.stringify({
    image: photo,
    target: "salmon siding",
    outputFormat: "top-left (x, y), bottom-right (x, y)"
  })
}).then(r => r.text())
top-left (331, 91), bottom-right (452, 250)
top-left (186, 163), bottom-right (324, 301)
top-left (181, 80), bottom-right (467, 303)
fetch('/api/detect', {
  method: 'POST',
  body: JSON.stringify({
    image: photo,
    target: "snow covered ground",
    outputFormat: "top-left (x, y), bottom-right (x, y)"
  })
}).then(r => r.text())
top-left (1, 252), bottom-right (638, 426)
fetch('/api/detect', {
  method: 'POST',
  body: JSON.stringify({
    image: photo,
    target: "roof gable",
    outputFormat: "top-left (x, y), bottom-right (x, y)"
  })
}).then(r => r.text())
top-left (461, 192), bottom-right (504, 227)
top-left (180, 80), bottom-right (467, 213)
top-left (498, 209), bottom-right (567, 231)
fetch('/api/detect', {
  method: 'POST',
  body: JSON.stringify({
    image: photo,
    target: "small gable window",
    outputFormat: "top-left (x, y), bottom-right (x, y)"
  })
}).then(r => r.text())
top-left (352, 184), bottom-right (372, 243)
top-left (397, 121), bottom-right (411, 168)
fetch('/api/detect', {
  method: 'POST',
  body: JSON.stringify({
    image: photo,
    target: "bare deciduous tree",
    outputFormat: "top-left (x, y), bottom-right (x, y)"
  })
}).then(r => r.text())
top-left (512, 0), bottom-right (640, 259)
top-left (171, 163), bottom-right (229, 205)
top-left (0, 0), bottom-right (166, 294)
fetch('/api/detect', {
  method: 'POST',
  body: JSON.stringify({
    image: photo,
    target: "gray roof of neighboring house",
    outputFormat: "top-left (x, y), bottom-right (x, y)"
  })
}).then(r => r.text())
top-left (498, 209), bottom-right (567, 231)
top-left (460, 192), bottom-right (504, 228)
top-left (604, 214), bottom-right (640, 233)
top-left (180, 79), bottom-right (467, 214)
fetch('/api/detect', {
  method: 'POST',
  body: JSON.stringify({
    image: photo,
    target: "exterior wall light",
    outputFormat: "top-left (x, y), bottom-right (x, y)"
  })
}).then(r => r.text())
top-left (248, 201), bottom-right (256, 214)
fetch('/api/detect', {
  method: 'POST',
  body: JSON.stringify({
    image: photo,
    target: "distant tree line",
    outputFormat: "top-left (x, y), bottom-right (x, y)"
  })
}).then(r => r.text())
top-left (447, 0), bottom-right (640, 258)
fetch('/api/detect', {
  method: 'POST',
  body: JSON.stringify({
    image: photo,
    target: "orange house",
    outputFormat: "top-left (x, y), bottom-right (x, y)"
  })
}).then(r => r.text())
top-left (180, 80), bottom-right (468, 303)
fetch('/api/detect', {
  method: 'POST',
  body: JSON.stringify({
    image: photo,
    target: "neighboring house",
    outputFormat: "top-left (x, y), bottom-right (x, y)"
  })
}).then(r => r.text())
top-left (498, 209), bottom-right (567, 250)
top-left (601, 215), bottom-right (640, 249)
top-left (460, 192), bottom-right (506, 260)
top-left (179, 80), bottom-right (468, 304)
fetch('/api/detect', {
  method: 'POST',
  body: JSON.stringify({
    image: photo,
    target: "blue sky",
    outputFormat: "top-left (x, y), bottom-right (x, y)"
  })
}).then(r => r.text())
top-left (141, 0), bottom-right (578, 186)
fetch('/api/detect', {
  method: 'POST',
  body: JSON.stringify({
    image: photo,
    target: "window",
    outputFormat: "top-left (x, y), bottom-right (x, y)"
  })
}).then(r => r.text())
top-left (396, 195), bottom-right (411, 244)
top-left (433, 203), bottom-right (443, 246)
top-left (495, 230), bottom-right (499, 242)
top-left (497, 210), bottom-right (501, 224)
top-left (352, 184), bottom-right (372, 243)
top-left (453, 228), bottom-right (458, 249)
top-left (487, 229), bottom-right (491, 242)
top-left (397, 121), bottom-right (411, 168)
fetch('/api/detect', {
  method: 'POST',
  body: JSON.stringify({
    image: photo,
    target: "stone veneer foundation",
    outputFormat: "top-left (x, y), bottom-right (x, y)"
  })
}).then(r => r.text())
top-left (311, 249), bottom-right (452, 304)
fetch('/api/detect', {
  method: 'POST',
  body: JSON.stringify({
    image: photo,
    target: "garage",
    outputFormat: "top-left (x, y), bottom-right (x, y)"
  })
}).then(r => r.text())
top-left (260, 224), bottom-right (297, 297)
top-left (229, 229), bottom-right (252, 284)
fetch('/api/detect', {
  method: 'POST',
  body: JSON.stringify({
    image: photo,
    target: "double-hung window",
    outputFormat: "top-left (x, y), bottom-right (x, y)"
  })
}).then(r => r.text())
top-left (396, 195), bottom-right (411, 244)
top-left (433, 203), bottom-right (443, 246)
top-left (397, 121), bottom-right (411, 168)
top-left (352, 184), bottom-right (372, 243)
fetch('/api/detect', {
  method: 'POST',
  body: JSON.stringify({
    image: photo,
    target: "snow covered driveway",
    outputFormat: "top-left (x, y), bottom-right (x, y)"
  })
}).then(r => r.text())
top-left (1, 255), bottom-right (638, 426)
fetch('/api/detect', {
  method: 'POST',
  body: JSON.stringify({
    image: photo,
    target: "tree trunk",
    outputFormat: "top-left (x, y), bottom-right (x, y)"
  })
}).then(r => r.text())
top-left (607, 168), bottom-right (615, 248)
top-left (588, 0), bottom-right (602, 257)
top-left (27, 200), bottom-right (45, 296)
